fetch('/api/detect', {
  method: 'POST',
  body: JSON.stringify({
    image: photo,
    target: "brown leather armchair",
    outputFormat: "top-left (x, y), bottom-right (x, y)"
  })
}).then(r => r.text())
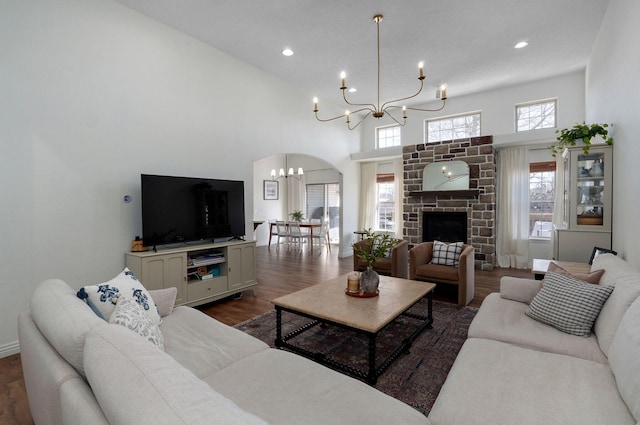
top-left (409, 242), bottom-right (475, 306)
top-left (353, 238), bottom-right (409, 279)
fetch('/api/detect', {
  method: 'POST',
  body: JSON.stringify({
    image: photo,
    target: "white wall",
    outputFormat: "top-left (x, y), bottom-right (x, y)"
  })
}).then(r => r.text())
top-left (360, 72), bottom-right (586, 150)
top-left (585, 0), bottom-right (640, 267)
top-left (0, 0), bottom-right (359, 355)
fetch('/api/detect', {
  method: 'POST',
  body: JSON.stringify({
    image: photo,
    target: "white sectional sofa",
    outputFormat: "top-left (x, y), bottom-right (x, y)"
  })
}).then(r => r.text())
top-left (428, 253), bottom-right (640, 425)
top-left (18, 276), bottom-right (430, 425)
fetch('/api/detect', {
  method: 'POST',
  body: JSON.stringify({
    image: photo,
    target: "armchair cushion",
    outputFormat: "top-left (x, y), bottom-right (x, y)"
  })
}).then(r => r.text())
top-left (431, 241), bottom-right (464, 266)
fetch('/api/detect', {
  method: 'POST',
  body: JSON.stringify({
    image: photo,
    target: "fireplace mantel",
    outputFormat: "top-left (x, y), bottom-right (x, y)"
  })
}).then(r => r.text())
top-left (409, 189), bottom-right (480, 198)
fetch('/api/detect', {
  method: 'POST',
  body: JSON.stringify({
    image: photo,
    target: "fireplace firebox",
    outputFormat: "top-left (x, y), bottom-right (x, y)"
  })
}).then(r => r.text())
top-left (422, 212), bottom-right (467, 243)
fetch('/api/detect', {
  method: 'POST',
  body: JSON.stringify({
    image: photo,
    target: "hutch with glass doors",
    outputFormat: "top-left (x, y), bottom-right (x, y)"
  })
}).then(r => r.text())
top-left (554, 145), bottom-right (612, 262)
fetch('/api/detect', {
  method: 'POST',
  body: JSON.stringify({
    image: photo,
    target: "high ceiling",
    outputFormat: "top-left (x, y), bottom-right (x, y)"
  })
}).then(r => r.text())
top-left (114, 0), bottom-right (609, 110)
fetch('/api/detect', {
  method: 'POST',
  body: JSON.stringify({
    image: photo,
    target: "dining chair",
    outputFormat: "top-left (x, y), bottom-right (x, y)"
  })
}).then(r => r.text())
top-left (311, 219), bottom-right (331, 252)
top-left (288, 221), bottom-right (308, 251)
top-left (275, 220), bottom-right (289, 250)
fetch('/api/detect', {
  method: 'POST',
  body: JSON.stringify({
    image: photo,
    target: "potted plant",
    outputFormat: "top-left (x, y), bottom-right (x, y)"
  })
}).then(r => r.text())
top-left (550, 122), bottom-right (613, 157)
top-left (353, 229), bottom-right (398, 293)
top-left (289, 210), bottom-right (305, 222)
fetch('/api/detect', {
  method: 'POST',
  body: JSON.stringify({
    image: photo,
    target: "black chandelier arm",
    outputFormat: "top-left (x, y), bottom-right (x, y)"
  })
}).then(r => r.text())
top-left (379, 78), bottom-right (425, 111)
top-left (341, 89), bottom-right (377, 111)
top-left (405, 98), bottom-right (447, 113)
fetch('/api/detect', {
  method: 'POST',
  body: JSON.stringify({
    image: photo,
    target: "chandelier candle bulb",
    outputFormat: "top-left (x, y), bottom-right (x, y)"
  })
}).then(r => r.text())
top-left (419, 62), bottom-right (424, 79)
top-left (340, 71), bottom-right (346, 89)
top-left (403, 106), bottom-right (407, 119)
top-left (313, 97), bottom-right (318, 111)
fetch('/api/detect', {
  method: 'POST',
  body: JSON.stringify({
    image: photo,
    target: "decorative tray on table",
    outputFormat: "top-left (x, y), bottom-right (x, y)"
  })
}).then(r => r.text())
top-left (345, 289), bottom-right (379, 298)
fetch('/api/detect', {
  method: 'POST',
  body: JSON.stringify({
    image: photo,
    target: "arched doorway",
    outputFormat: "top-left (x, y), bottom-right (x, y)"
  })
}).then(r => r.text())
top-left (252, 154), bottom-right (342, 249)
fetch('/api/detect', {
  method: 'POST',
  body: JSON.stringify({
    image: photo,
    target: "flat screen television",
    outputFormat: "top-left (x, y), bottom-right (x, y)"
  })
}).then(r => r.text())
top-left (141, 174), bottom-right (245, 247)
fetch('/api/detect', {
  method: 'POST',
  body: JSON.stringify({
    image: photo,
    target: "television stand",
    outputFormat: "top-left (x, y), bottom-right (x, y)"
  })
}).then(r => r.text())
top-left (125, 239), bottom-right (257, 307)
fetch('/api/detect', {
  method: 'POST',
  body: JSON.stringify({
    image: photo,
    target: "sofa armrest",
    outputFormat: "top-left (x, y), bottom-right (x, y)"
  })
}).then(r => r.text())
top-left (500, 276), bottom-right (542, 304)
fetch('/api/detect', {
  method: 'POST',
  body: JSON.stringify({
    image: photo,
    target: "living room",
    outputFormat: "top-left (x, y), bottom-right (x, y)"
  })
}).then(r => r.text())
top-left (2, 0), bottom-right (640, 422)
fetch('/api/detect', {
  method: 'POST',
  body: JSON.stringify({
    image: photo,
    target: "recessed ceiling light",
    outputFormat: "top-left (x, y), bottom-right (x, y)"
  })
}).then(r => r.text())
top-left (282, 48), bottom-right (294, 56)
top-left (514, 41), bottom-right (528, 49)
top-left (348, 87), bottom-right (357, 93)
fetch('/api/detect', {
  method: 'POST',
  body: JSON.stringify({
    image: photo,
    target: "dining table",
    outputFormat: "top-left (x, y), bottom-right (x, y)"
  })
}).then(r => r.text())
top-left (268, 221), bottom-right (323, 253)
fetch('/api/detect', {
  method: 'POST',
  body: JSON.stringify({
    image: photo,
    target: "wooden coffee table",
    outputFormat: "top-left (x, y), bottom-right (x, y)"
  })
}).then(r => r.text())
top-left (271, 274), bottom-right (436, 384)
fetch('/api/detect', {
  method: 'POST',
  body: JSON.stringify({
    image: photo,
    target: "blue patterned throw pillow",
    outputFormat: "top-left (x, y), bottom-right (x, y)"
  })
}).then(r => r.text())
top-left (77, 268), bottom-right (161, 326)
top-left (431, 240), bottom-right (464, 266)
top-left (109, 297), bottom-right (164, 350)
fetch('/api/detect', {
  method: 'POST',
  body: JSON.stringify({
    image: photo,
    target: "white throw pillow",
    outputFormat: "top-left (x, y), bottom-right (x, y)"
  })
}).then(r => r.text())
top-left (109, 297), bottom-right (164, 350)
top-left (77, 268), bottom-right (160, 326)
top-left (431, 240), bottom-right (463, 266)
top-left (526, 272), bottom-right (614, 337)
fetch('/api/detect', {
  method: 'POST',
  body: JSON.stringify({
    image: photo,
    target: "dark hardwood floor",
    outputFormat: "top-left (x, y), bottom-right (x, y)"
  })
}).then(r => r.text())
top-left (1, 244), bottom-right (532, 425)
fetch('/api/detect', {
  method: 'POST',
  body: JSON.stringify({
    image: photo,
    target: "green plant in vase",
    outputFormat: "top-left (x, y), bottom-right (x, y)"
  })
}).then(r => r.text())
top-left (550, 122), bottom-right (613, 157)
top-left (353, 228), bottom-right (398, 293)
top-left (289, 210), bottom-right (304, 222)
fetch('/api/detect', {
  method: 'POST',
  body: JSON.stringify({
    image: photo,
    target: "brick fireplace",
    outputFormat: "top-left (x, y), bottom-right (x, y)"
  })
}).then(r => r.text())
top-left (403, 136), bottom-right (495, 270)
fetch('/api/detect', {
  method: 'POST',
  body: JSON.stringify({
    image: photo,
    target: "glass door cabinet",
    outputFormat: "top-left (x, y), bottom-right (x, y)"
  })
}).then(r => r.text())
top-left (555, 145), bottom-right (612, 262)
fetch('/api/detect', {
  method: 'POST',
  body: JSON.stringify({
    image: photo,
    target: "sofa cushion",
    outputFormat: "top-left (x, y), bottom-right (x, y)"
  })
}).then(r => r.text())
top-left (77, 268), bottom-right (160, 325)
top-left (205, 349), bottom-right (430, 425)
top-left (547, 262), bottom-right (604, 284)
top-left (84, 325), bottom-right (270, 425)
top-left (160, 306), bottom-right (269, 379)
top-left (608, 297), bottom-right (640, 421)
top-left (428, 338), bottom-right (634, 425)
top-left (592, 253), bottom-right (640, 356)
top-left (526, 272), bottom-right (613, 337)
top-left (148, 287), bottom-right (177, 317)
top-left (30, 279), bottom-right (106, 377)
top-left (109, 297), bottom-right (164, 350)
top-left (431, 240), bottom-right (463, 266)
top-left (469, 293), bottom-right (607, 363)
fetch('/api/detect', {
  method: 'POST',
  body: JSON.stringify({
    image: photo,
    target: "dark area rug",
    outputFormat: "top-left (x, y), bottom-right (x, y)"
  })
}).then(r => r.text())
top-left (234, 299), bottom-right (477, 416)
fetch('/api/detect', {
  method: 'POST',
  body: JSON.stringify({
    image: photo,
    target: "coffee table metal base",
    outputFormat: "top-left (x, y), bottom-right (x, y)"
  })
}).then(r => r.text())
top-left (274, 292), bottom-right (433, 385)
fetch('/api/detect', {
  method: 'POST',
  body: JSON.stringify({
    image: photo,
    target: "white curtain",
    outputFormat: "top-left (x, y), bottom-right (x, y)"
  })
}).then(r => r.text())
top-left (550, 153), bottom-right (565, 258)
top-left (496, 147), bottom-right (530, 269)
top-left (359, 162), bottom-right (377, 231)
top-left (393, 158), bottom-right (404, 239)
top-left (287, 174), bottom-right (306, 220)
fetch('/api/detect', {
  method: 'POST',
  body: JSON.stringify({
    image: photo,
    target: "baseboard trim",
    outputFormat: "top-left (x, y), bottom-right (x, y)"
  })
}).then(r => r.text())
top-left (0, 341), bottom-right (20, 358)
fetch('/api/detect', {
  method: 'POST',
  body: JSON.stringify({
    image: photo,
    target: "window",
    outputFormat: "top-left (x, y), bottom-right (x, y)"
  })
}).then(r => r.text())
top-left (516, 99), bottom-right (557, 132)
top-left (377, 173), bottom-right (395, 231)
top-left (426, 112), bottom-right (481, 143)
top-left (306, 183), bottom-right (340, 241)
top-left (376, 125), bottom-right (401, 149)
top-left (529, 161), bottom-right (556, 238)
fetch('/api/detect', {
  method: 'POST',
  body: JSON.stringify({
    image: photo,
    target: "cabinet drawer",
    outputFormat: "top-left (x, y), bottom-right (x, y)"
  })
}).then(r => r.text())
top-left (187, 278), bottom-right (227, 301)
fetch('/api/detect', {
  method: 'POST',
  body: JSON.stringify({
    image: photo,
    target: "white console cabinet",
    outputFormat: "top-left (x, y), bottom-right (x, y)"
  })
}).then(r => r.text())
top-left (126, 240), bottom-right (257, 307)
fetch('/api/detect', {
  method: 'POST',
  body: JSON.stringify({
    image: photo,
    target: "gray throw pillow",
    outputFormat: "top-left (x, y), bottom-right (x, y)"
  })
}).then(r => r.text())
top-left (526, 272), bottom-right (614, 337)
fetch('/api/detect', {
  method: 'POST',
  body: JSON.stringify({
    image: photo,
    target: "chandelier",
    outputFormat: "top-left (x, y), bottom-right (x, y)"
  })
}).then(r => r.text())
top-left (270, 154), bottom-right (303, 181)
top-left (313, 14), bottom-right (447, 130)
